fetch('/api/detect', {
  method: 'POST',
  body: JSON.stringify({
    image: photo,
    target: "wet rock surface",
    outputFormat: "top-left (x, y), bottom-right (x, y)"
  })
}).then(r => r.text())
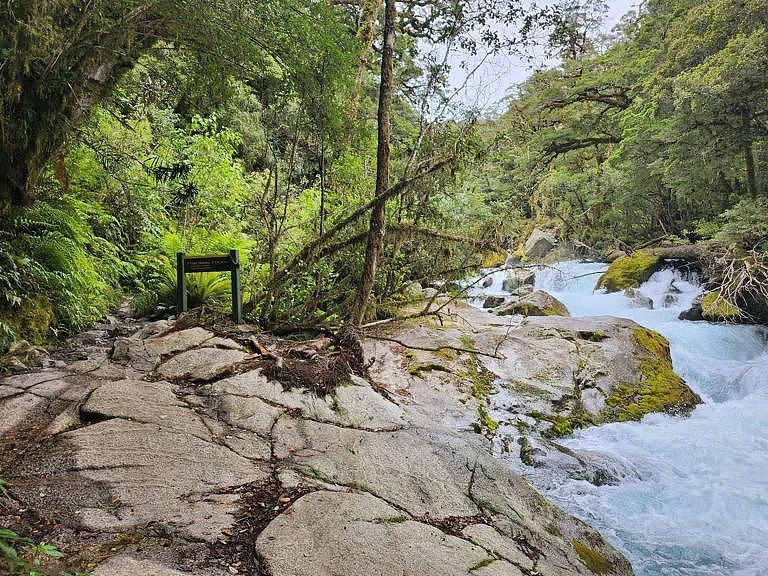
top-left (366, 302), bottom-right (700, 490)
top-left (1, 310), bottom-right (636, 576)
top-left (495, 290), bottom-right (570, 317)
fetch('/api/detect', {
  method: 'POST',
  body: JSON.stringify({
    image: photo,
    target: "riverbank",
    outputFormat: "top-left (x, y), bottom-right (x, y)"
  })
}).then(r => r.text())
top-left (1, 308), bottom-right (636, 575)
top-left (480, 261), bottom-right (768, 576)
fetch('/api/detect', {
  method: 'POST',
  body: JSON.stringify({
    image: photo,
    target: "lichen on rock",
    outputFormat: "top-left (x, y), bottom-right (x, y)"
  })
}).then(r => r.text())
top-left (596, 252), bottom-right (662, 293)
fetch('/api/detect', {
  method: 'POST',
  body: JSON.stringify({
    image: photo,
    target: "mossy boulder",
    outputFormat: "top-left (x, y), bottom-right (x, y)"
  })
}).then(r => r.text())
top-left (700, 291), bottom-right (742, 322)
top-left (602, 327), bottom-right (702, 423)
top-left (481, 250), bottom-right (508, 268)
top-left (596, 252), bottom-right (662, 293)
top-left (482, 315), bottom-right (700, 439)
top-left (495, 290), bottom-right (570, 317)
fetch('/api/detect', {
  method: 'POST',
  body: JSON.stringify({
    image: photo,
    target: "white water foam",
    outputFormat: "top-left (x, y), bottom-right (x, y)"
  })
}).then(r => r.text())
top-left (475, 261), bottom-right (768, 576)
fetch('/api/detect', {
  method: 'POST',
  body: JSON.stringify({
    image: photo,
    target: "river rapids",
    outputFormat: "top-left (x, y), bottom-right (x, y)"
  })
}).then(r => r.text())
top-left (470, 261), bottom-right (768, 576)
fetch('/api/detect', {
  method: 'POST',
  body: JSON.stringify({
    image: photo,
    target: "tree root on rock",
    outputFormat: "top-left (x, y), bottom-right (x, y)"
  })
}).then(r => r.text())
top-left (261, 324), bottom-right (368, 396)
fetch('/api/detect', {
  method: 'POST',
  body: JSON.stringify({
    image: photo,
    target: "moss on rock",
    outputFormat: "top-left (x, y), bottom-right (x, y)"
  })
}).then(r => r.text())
top-left (701, 291), bottom-right (742, 322)
top-left (0, 296), bottom-right (55, 345)
top-left (531, 410), bottom-right (597, 439)
top-left (481, 251), bottom-right (507, 268)
top-left (603, 327), bottom-right (701, 422)
top-left (496, 290), bottom-right (570, 317)
top-left (572, 539), bottom-right (615, 575)
top-left (596, 252), bottom-right (662, 293)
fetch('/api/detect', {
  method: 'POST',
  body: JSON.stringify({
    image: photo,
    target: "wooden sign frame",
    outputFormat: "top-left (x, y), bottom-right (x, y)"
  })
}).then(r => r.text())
top-left (176, 250), bottom-right (242, 323)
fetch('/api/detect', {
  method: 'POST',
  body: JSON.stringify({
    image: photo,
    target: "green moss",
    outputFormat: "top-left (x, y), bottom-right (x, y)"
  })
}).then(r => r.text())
top-left (481, 251), bottom-right (507, 268)
top-left (431, 347), bottom-right (457, 361)
top-left (572, 539), bottom-right (614, 575)
top-left (458, 334), bottom-right (477, 351)
top-left (460, 357), bottom-right (494, 399)
top-left (577, 330), bottom-right (607, 342)
top-left (473, 404), bottom-right (500, 438)
top-left (509, 379), bottom-right (551, 399)
top-left (633, 326), bottom-right (670, 358)
top-left (529, 410), bottom-right (596, 438)
top-left (596, 252), bottom-right (662, 293)
top-left (603, 328), bottom-right (700, 422)
top-left (701, 291), bottom-right (741, 321)
top-left (469, 557), bottom-right (496, 572)
top-left (457, 346), bottom-right (499, 438)
top-left (0, 296), bottom-right (55, 345)
top-left (497, 299), bottom-right (569, 317)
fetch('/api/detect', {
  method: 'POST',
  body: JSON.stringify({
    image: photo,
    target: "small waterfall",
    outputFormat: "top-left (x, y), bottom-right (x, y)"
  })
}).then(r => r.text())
top-left (471, 261), bottom-right (768, 576)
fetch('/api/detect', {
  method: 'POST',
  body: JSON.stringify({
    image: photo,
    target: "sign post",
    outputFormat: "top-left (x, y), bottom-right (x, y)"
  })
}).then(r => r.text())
top-left (176, 250), bottom-right (243, 323)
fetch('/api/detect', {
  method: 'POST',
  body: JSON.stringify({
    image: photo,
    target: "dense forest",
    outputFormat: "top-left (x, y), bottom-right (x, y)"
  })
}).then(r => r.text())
top-left (1, 0), bottom-right (767, 354)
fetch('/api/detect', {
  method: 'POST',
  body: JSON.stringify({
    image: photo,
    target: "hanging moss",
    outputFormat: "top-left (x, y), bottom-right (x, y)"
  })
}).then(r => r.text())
top-left (596, 252), bottom-right (662, 293)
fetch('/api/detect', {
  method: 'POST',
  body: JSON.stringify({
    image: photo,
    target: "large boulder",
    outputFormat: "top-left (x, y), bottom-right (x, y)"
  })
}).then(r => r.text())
top-left (502, 268), bottom-right (535, 292)
top-left (700, 291), bottom-right (742, 322)
top-left (490, 317), bottom-right (701, 435)
top-left (596, 252), bottom-right (662, 293)
top-left (496, 290), bottom-right (570, 317)
top-left (523, 228), bottom-right (558, 260)
top-left (366, 305), bottom-right (700, 442)
top-left (679, 294), bottom-right (704, 321)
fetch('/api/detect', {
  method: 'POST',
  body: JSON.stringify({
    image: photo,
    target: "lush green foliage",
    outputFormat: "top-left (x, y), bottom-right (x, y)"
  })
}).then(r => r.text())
top-left (3, 0), bottom-right (767, 348)
top-left (0, 0), bottom-right (525, 344)
top-left (476, 0), bottom-right (768, 249)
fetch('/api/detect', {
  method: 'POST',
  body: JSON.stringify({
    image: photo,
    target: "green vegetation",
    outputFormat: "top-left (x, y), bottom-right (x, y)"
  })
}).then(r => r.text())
top-left (1, 0), bottom-right (767, 352)
top-left (530, 409), bottom-right (596, 439)
top-left (701, 292), bottom-right (742, 321)
top-left (469, 557), bottom-right (496, 572)
top-left (596, 253), bottom-right (662, 293)
top-left (603, 328), bottom-right (701, 422)
top-left (0, 527), bottom-right (87, 576)
top-left (572, 539), bottom-right (614, 575)
top-left (458, 352), bottom-right (499, 438)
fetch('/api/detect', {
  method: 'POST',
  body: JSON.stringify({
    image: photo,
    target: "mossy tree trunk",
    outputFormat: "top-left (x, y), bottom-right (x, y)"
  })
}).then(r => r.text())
top-left (0, 1), bottom-right (164, 209)
top-left (349, 0), bottom-right (396, 325)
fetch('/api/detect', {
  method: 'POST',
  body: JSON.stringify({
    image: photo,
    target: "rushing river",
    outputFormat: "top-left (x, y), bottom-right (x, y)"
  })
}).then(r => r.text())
top-left (472, 261), bottom-right (768, 576)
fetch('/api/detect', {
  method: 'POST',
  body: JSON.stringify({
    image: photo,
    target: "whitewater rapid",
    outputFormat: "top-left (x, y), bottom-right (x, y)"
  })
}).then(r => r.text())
top-left (474, 261), bottom-right (768, 576)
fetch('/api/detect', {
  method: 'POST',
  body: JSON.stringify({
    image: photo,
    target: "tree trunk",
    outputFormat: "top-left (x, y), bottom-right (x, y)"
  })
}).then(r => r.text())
top-left (345, 0), bottom-right (385, 126)
top-left (349, 0), bottom-right (396, 325)
top-left (742, 104), bottom-right (758, 197)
